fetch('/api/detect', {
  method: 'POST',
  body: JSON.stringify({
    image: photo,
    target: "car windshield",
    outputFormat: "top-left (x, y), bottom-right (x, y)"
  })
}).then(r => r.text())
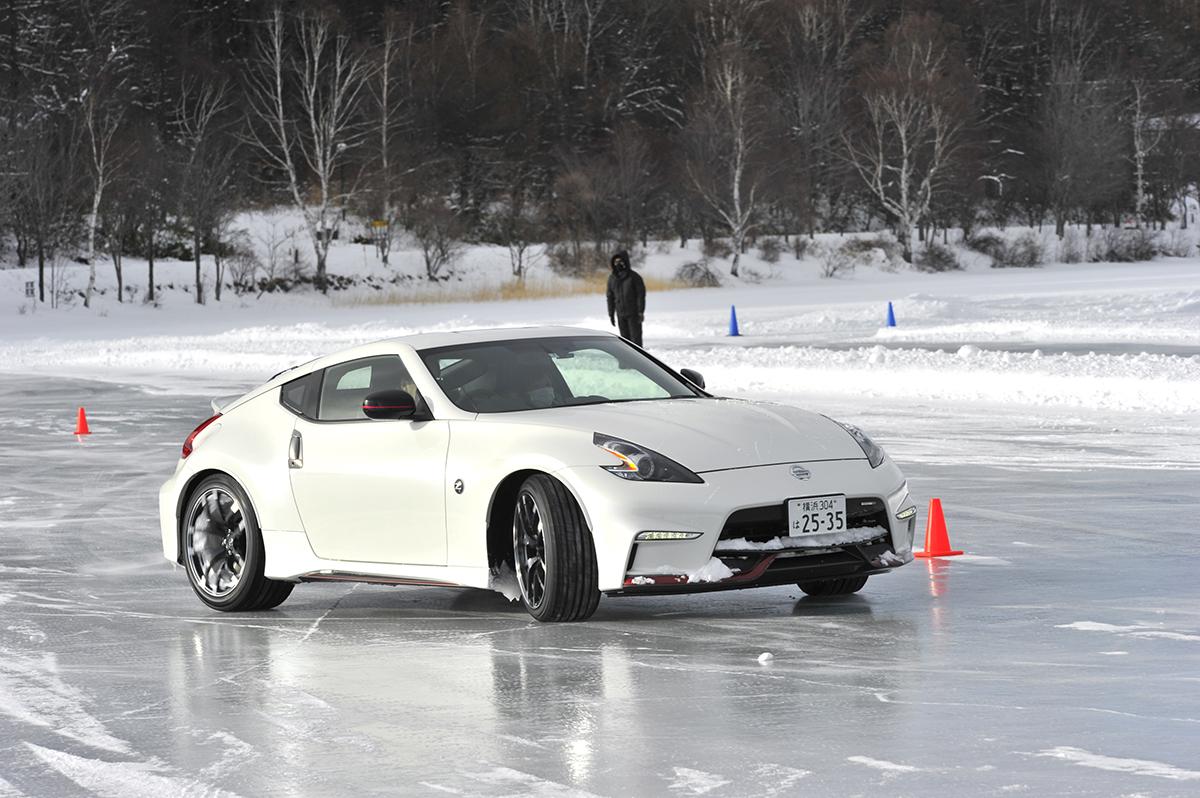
top-left (419, 336), bottom-right (703, 413)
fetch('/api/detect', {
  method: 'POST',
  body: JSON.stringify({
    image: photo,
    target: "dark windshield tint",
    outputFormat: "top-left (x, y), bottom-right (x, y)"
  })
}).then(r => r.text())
top-left (420, 336), bottom-right (702, 413)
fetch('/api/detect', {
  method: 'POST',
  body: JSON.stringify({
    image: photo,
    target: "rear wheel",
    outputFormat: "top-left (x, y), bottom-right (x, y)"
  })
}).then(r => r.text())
top-left (512, 475), bottom-right (599, 622)
top-left (798, 575), bottom-right (869, 597)
top-left (183, 475), bottom-right (294, 612)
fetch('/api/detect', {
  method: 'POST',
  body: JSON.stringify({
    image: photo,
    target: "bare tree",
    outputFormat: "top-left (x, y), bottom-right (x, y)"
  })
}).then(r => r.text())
top-left (1128, 79), bottom-right (1166, 227)
top-left (684, 0), bottom-right (772, 277)
top-left (609, 126), bottom-right (657, 248)
top-left (365, 12), bottom-right (420, 267)
top-left (1153, 109), bottom-right (1200, 229)
top-left (497, 160), bottom-right (546, 281)
top-left (844, 14), bottom-right (973, 263)
top-left (773, 0), bottom-right (863, 237)
top-left (245, 6), bottom-right (368, 290)
top-left (12, 119), bottom-right (83, 305)
top-left (176, 77), bottom-right (236, 303)
top-left (247, 209), bottom-right (304, 287)
top-left (409, 196), bottom-right (465, 281)
top-left (76, 0), bottom-right (139, 308)
top-left (553, 152), bottom-right (615, 266)
top-left (1037, 61), bottom-right (1125, 237)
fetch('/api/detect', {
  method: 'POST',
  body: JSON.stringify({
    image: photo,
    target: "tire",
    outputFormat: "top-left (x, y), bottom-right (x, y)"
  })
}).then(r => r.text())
top-left (798, 575), bottom-right (869, 597)
top-left (512, 474), bottom-right (600, 622)
top-left (183, 474), bottom-right (294, 612)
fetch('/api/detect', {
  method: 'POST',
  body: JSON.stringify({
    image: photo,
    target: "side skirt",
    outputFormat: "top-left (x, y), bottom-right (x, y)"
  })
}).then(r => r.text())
top-left (261, 529), bottom-right (491, 590)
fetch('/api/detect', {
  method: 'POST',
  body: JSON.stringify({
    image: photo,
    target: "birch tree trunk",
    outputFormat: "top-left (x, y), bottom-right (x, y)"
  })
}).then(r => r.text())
top-left (246, 7), bottom-right (367, 292)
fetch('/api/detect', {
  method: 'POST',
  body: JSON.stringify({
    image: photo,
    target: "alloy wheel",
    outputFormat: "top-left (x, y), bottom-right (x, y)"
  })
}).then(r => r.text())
top-left (186, 487), bottom-right (247, 598)
top-left (513, 490), bottom-right (547, 609)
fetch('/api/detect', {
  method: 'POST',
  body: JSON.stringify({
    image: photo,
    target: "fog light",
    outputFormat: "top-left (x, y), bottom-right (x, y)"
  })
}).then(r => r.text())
top-left (635, 531), bottom-right (702, 541)
top-left (896, 505), bottom-right (917, 520)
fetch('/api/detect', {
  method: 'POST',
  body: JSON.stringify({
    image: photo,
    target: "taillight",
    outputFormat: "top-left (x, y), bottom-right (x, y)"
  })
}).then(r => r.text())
top-left (182, 414), bottom-right (221, 459)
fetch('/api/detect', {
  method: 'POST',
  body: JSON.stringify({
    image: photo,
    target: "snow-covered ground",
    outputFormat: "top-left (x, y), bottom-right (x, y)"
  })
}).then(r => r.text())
top-left (1, 233), bottom-right (1198, 795)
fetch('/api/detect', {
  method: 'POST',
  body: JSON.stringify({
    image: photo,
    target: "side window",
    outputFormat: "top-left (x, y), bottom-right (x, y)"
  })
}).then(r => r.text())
top-left (280, 371), bottom-right (321, 418)
top-left (318, 355), bottom-right (416, 422)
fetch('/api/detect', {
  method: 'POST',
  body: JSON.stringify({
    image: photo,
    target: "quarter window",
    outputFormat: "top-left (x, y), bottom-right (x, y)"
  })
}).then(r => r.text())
top-left (280, 371), bottom-right (321, 418)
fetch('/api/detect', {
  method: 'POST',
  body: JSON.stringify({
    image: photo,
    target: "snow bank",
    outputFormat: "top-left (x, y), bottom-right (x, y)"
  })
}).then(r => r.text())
top-left (683, 344), bottom-right (1200, 415)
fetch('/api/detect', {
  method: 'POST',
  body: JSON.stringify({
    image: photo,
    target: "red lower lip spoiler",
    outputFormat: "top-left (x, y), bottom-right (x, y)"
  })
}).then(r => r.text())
top-left (623, 554), bottom-right (779, 587)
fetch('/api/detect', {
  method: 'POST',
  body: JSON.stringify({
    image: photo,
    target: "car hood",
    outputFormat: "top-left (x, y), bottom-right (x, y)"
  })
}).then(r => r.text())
top-left (497, 398), bottom-right (865, 472)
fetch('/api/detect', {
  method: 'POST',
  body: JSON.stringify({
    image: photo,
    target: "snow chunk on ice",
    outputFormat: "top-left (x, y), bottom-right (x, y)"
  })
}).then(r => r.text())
top-left (1056, 621), bottom-right (1200, 642)
top-left (686, 558), bottom-right (735, 584)
top-left (1036, 746), bottom-right (1200, 781)
top-left (846, 755), bottom-right (921, 774)
top-left (715, 526), bottom-right (888, 552)
top-left (875, 550), bottom-right (909, 567)
top-left (668, 767), bottom-right (732, 795)
top-left (488, 562), bottom-right (520, 602)
top-left (757, 652), bottom-right (774, 664)
top-left (956, 344), bottom-right (981, 359)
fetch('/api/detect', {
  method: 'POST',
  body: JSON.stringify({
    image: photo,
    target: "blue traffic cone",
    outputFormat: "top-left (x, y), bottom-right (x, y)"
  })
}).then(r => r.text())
top-left (729, 305), bottom-right (740, 336)
top-left (886, 302), bottom-right (896, 327)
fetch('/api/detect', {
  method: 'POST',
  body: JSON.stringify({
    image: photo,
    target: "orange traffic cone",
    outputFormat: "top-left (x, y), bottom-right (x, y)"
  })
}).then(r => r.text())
top-left (914, 498), bottom-right (962, 558)
top-left (75, 407), bottom-right (91, 435)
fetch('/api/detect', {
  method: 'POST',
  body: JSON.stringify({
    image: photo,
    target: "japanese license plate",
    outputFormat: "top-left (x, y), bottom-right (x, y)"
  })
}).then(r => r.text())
top-left (787, 494), bottom-right (847, 537)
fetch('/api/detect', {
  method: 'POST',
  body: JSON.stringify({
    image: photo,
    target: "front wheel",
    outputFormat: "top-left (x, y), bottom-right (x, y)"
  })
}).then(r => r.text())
top-left (512, 475), bottom-right (600, 622)
top-left (798, 575), bottom-right (869, 597)
top-left (183, 475), bottom-right (294, 612)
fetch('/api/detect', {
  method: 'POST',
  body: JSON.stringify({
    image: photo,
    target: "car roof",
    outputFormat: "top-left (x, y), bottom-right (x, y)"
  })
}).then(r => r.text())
top-left (227, 326), bottom-right (618, 416)
top-left (391, 325), bottom-right (612, 351)
top-left (266, 326), bottom-right (614, 385)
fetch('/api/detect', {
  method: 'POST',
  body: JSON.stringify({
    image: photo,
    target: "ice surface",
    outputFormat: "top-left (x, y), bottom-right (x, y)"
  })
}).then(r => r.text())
top-left (2, 258), bottom-right (1200, 795)
top-left (27, 744), bottom-right (242, 798)
top-left (0, 373), bottom-right (1197, 795)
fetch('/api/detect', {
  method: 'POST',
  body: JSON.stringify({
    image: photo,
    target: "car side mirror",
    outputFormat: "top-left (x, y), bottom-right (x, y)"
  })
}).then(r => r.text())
top-left (680, 368), bottom-right (705, 390)
top-left (362, 389), bottom-right (416, 420)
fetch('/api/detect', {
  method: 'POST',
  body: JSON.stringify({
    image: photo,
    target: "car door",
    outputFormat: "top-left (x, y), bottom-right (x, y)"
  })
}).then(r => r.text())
top-left (287, 354), bottom-right (450, 566)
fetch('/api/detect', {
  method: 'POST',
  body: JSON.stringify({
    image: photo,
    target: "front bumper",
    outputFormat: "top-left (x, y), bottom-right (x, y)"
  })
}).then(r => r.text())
top-left (557, 458), bottom-right (916, 593)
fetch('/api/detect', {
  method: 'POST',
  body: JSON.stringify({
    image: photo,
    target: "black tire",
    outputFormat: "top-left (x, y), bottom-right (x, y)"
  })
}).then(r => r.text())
top-left (798, 575), bottom-right (869, 597)
top-left (183, 474), bottom-right (294, 612)
top-left (512, 474), bottom-right (600, 622)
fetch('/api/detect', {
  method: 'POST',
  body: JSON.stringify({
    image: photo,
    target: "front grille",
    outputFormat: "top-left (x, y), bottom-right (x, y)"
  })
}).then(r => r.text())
top-left (719, 497), bottom-right (890, 544)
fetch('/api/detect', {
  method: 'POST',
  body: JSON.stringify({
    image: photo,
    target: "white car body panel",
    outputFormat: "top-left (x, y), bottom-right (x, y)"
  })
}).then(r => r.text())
top-left (161, 326), bottom-right (917, 602)
top-left (289, 416), bottom-right (451, 565)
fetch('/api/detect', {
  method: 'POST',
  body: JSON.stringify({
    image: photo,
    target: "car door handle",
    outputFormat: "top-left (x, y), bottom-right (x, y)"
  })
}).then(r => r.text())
top-left (289, 430), bottom-right (303, 469)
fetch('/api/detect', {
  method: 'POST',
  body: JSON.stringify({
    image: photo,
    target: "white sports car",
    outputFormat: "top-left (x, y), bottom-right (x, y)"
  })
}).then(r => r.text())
top-left (160, 326), bottom-right (917, 621)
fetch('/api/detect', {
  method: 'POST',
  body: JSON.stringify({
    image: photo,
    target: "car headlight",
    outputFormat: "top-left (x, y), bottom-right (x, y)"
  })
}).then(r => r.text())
top-left (835, 421), bottom-right (886, 468)
top-left (593, 433), bottom-right (703, 483)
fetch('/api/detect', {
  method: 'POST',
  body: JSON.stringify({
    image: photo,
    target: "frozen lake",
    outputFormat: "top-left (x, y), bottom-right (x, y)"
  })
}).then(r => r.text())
top-left (1, 372), bottom-right (1198, 796)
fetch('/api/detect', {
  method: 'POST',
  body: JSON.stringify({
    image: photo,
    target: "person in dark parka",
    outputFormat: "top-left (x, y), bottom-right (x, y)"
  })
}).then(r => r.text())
top-left (606, 250), bottom-right (646, 346)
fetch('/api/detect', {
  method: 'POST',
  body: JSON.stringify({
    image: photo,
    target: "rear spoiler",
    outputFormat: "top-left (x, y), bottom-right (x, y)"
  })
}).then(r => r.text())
top-left (211, 395), bottom-right (241, 415)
